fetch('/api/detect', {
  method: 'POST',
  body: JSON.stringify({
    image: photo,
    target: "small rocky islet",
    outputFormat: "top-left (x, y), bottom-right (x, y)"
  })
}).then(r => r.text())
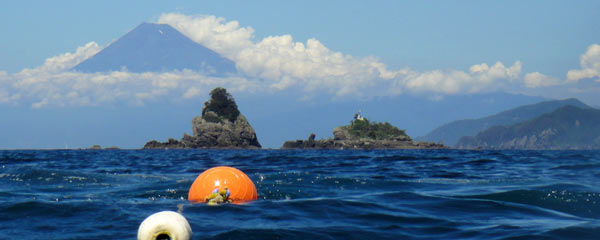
top-left (282, 113), bottom-right (446, 150)
top-left (143, 87), bottom-right (261, 149)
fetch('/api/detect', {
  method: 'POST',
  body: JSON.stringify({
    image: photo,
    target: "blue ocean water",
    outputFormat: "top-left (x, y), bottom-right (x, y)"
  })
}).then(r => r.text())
top-left (1, 150), bottom-right (599, 239)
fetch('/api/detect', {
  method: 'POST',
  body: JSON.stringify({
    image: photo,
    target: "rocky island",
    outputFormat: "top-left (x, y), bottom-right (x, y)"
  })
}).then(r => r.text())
top-left (143, 87), bottom-right (261, 149)
top-left (282, 113), bottom-right (446, 150)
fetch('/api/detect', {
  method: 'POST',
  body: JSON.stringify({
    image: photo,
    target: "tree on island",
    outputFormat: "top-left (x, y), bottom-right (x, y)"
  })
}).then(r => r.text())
top-left (347, 118), bottom-right (409, 140)
top-left (202, 87), bottom-right (240, 122)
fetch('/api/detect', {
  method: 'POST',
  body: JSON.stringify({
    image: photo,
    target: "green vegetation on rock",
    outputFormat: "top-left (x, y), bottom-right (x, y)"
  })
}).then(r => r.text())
top-left (202, 87), bottom-right (240, 122)
top-left (281, 117), bottom-right (445, 149)
top-left (343, 119), bottom-right (408, 140)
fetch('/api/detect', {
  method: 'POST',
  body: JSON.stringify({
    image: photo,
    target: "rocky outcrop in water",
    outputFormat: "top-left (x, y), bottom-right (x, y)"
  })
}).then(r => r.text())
top-left (282, 119), bottom-right (446, 150)
top-left (143, 87), bottom-right (261, 149)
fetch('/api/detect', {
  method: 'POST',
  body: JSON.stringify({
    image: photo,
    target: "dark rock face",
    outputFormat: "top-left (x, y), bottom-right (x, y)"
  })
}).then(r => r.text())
top-left (282, 124), bottom-right (446, 150)
top-left (143, 88), bottom-right (261, 149)
top-left (143, 138), bottom-right (184, 149)
top-left (178, 113), bottom-right (260, 148)
top-left (282, 133), bottom-right (320, 149)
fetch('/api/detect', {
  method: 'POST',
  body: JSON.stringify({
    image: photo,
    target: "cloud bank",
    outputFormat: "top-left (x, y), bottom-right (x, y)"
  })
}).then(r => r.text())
top-left (157, 13), bottom-right (530, 96)
top-left (0, 13), bottom-right (593, 108)
top-left (1, 41), bottom-right (257, 108)
top-left (567, 44), bottom-right (600, 83)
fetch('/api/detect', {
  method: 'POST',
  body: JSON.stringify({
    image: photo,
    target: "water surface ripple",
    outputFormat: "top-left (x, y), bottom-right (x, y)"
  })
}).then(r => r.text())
top-left (1, 150), bottom-right (599, 239)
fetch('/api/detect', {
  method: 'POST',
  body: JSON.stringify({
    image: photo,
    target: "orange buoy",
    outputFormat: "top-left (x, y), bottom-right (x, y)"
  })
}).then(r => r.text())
top-left (188, 166), bottom-right (258, 204)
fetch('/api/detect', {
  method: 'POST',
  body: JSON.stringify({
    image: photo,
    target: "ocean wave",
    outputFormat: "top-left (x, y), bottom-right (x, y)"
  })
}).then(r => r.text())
top-left (2, 149), bottom-right (600, 239)
top-left (551, 163), bottom-right (600, 170)
top-left (457, 189), bottom-right (600, 219)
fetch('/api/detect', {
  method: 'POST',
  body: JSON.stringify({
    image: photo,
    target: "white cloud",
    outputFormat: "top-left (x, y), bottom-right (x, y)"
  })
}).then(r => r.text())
top-left (158, 13), bottom-right (529, 97)
top-left (32, 42), bottom-right (101, 74)
top-left (158, 13), bottom-right (402, 96)
top-left (157, 14), bottom-right (254, 60)
top-left (567, 44), bottom-right (600, 82)
top-left (183, 87), bottom-right (202, 99)
top-left (0, 71), bottom-right (20, 104)
top-left (2, 42), bottom-right (258, 108)
top-left (4, 13), bottom-right (585, 108)
top-left (399, 61), bottom-right (522, 94)
top-left (470, 61), bottom-right (522, 82)
top-left (524, 72), bottom-right (560, 88)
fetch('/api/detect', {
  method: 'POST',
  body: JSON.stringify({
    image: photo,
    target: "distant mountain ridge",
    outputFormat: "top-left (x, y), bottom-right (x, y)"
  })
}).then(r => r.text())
top-left (418, 98), bottom-right (590, 146)
top-left (457, 105), bottom-right (600, 150)
top-left (73, 23), bottom-right (237, 75)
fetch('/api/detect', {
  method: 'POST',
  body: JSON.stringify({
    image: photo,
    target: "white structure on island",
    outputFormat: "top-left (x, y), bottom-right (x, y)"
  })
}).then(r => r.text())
top-left (354, 110), bottom-right (365, 121)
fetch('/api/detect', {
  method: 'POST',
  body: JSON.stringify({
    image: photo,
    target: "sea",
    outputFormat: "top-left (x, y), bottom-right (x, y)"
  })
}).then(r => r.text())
top-left (1, 149), bottom-right (599, 239)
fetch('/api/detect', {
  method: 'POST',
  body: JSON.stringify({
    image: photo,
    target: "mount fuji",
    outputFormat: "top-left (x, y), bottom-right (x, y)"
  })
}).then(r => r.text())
top-left (73, 23), bottom-right (237, 76)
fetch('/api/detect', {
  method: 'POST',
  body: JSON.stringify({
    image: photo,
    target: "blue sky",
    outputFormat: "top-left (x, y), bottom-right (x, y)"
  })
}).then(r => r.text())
top-left (0, 1), bottom-right (599, 148)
